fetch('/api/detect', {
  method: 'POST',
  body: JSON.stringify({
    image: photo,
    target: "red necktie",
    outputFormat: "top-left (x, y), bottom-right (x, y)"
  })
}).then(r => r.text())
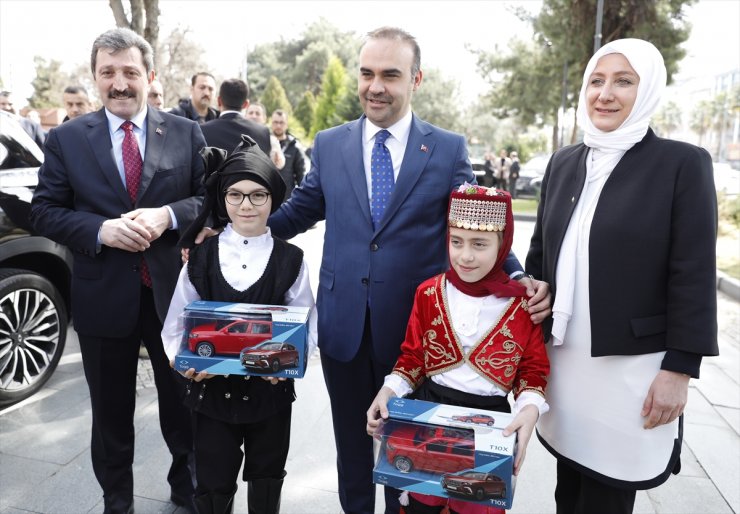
top-left (121, 121), bottom-right (152, 288)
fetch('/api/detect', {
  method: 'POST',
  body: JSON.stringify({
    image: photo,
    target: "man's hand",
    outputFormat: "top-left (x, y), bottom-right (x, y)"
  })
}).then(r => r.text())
top-left (641, 370), bottom-right (689, 429)
top-left (502, 404), bottom-right (539, 475)
top-left (100, 217), bottom-right (151, 252)
top-left (122, 207), bottom-right (172, 242)
top-left (366, 386), bottom-right (396, 436)
top-left (181, 227), bottom-right (221, 263)
top-left (518, 276), bottom-right (552, 324)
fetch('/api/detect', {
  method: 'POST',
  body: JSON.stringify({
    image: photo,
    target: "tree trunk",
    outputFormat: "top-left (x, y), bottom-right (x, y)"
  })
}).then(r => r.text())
top-left (144, 0), bottom-right (160, 70)
top-left (551, 113), bottom-right (559, 153)
top-left (570, 108), bottom-right (578, 145)
top-left (109, 0), bottom-right (129, 27)
top-left (130, 0), bottom-right (144, 34)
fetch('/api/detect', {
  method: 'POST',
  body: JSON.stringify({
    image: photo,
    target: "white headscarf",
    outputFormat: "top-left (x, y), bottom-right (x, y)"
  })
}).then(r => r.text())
top-left (551, 39), bottom-right (667, 346)
top-left (575, 38), bottom-right (667, 152)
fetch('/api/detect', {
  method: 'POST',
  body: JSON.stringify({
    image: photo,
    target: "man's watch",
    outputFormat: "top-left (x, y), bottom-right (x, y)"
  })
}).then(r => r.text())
top-left (517, 273), bottom-right (535, 281)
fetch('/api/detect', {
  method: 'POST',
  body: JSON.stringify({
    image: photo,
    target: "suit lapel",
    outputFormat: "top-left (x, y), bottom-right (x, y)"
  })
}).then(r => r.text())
top-left (139, 108), bottom-right (165, 200)
top-left (86, 110), bottom-right (131, 208)
top-left (342, 117), bottom-right (373, 227)
top-left (376, 115), bottom-right (433, 232)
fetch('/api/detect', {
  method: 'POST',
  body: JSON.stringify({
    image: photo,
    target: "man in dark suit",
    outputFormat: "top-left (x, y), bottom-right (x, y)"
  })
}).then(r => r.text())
top-left (200, 78), bottom-right (271, 156)
top-left (30, 28), bottom-right (204, 514)
top-left (268, 26), bottom-right (550, 514)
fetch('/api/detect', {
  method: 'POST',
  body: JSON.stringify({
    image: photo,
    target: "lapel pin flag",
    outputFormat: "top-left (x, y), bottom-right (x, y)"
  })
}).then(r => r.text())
top-left (420, 144), bottom-right (428, 152)
top-left (155, 128), bottom-right (163, 135)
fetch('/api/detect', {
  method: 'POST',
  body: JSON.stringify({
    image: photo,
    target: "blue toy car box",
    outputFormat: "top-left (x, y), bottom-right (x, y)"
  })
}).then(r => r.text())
top-left (173, 300), bottom-right (310, 378)
top-left (373, 398), bottom-right (516, 510)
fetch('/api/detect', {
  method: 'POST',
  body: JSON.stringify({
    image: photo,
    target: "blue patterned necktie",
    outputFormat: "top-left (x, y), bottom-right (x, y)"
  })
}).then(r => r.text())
top-left (370, 129), bottom-right (394, 228)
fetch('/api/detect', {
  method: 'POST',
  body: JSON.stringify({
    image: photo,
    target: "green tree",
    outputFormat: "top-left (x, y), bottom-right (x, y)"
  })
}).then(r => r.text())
top-left (653, 100), bottom-right (682, 138)
top-left (690, 99), bottom-right (713, 147)
top-left (475, 0), bottom-right (695, 150)
top-left (294, 90), bottom-right (317, 136)
top-left (412, 68), bottom-right (463, 133)
top-left (259, 76), bottom-right (293, 119)
top-left (311, 56), bottom-right (348, 137)
top-left (27, 57), bottom-right (93, 108)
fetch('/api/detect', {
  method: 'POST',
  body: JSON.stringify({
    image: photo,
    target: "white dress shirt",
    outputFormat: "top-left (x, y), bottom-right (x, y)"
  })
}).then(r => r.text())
top-left (161, 225), bottom-right (318, 361)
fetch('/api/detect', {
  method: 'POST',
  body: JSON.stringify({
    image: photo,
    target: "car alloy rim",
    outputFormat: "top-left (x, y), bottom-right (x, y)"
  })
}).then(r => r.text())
top-left (0, 287), bottom-right (61, 392)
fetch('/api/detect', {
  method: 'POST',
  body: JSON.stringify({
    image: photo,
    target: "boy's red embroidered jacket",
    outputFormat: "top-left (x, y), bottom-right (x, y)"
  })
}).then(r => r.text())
top-left (392, 274), bottom-right (549, 398)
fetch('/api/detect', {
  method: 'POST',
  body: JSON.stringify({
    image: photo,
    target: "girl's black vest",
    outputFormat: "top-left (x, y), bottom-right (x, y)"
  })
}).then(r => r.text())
top-left (181, 235), bottom-right (304, 424)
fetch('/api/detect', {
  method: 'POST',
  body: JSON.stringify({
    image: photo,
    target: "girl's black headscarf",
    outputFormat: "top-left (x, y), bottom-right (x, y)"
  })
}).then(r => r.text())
top-left (179, 134), bottom-right (287, 249)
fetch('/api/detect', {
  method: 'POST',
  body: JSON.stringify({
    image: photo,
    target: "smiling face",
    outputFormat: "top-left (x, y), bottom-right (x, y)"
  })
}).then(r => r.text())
top-left (358, 37), bottom-right (422, 128)
top-left (95, 46), bottom-right (153, 120)
top-left (224, 179), bottom-right (272, 237)
top-left (586, 53), bottom-right (640, 132)
top-left (448, 227), bottom-right (501, 283)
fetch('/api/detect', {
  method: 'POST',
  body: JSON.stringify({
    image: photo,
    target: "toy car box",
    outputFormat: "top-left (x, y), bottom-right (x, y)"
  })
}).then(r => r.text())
top-left (373, 398), bottom-right (516, 510)
top-left (173, 300), bottom-right (310, 378)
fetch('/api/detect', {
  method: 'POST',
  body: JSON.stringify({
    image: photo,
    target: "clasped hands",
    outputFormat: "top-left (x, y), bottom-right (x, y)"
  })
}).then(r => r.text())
top-left (100, 207), bottom-right (172, 252)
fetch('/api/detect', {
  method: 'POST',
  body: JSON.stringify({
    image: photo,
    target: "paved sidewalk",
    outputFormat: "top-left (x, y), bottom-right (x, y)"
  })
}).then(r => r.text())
top-left (1, 221), bottom-right (737, 514)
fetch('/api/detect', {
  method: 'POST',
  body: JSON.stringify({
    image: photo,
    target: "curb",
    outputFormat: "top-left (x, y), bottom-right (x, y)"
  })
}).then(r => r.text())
top-left (717, 270), bottom-right (740, 302)
top-left (514, 213), bottom-right (740, 304)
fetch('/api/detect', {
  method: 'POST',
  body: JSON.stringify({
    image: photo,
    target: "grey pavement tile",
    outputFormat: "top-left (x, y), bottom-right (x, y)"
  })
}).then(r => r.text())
top-left (646, 475), bottom-right (734, 513)
top-left (716, 406), bottom-right (740, 436)
top-left (508, 436), bottom-right (557, 514)
top-left (684, 422), bottom-right (740, 513)
top-left (686, 388), bottom-right (733, 429)
top-left (695, 362), bottom-right (740, 409)
top-left (0, 453), bottom-right (60, 511)
top-left (634, 491), bottom-right (656, 514)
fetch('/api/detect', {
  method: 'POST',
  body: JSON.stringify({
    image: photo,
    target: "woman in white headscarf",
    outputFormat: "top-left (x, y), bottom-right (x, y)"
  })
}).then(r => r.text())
top-left (525, 39), bottom-right (718, 513)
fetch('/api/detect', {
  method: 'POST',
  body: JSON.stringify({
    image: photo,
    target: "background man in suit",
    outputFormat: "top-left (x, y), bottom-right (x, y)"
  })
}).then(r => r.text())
top-left (147, 79), bottom-right (165, 110)
top-left (270, 109), bottom-right (306, 200)
top-left (200, 78), bottom-right (271, 156)
top-left (0, 90), bottom-right (45, 148)
top-left (170, 72), bottom-right (219, 124)
top-left (268, 26), bottom-right (550, 514)
top-left (30, 28), bottom-right (205, 514)
top-left (62, 85), bottom-right (94, 121)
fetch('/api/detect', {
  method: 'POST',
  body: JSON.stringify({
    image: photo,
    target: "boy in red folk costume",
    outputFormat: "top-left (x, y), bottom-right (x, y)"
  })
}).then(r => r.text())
top-left (367, 185), bottom-right (549, 514)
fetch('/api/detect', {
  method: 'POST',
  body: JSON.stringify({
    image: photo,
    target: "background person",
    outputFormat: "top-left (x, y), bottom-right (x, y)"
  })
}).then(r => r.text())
top-left (271, 109), bottom-right (306, 200)
top-left (200, 78), bottom-right (272, 157)
top-left (170, 72), bottom-right (219, 124)
top-left (30, 28), bottom-right (206, 514)
top-left (246, 101), bottom-right (286, 169)
top-left (62, 85), bottom-right (94, 121)
top-left (526, 38), bottom-right (719, 514)
top-left (147, 79), bottom-right (165, 110)
top-left (491, 148), bottom-right (511, 190)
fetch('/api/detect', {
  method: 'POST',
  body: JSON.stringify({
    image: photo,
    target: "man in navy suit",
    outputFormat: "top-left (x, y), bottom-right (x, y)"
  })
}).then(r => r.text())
top-left (200, 78), bottom-right (272, 156)
top-left (269, 26), bottom-right (550, 514)
top-left (30, 28), bottom-right (204, 514)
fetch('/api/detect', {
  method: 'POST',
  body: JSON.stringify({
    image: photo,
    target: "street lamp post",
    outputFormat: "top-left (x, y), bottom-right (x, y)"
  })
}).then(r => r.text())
top-left (594, 0), bottom-right (604, 52)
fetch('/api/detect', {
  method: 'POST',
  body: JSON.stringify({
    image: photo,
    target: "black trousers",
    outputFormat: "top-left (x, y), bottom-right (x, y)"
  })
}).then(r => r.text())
top-left (192, 405), bottom-right (292, 495)
top-left (555, 458), bottom-right (636, 514)
top-left (320, 312), bottom-right (401, 514)
top-left (78, 286), bottom-right (194, 514)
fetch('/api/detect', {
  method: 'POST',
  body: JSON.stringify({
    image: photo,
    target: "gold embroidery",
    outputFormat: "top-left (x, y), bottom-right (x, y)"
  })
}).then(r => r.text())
top-left (431, 315), bottom-right (443, 326)
top-left (424, 286), bottom-right (435, 296)
top-left (424, 329), bottom-right (454, 364)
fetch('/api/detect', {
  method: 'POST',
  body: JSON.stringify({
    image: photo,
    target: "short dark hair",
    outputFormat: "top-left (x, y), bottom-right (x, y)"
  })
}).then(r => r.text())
top-left (365, 26), bottom-right (421, 77)
top-left (272, 109), bottom-right (288, 120)
top-left (0, 91), bottom-right (10, 98)
top-left (63, 85), bottom-right (89, 98)
top-left (219, 79), bottom-right (248, 111)
top-left (191, 72), bottom-right (216, 86)
top-left (91, 28), bottom-right (154, 76)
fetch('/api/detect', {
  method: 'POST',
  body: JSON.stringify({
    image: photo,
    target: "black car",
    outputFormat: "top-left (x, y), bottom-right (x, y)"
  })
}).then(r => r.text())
top-left (0, 111), bottom-right (72, 407)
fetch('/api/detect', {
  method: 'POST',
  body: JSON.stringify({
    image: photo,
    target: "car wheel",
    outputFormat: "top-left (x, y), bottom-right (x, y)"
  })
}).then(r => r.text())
top-left (291, 356), bottom-right (299, 367)
top-left (475, 488), bottom-right (485, 501)
top-left (0, 269), bottom-right (67, 407)
top-left (196, 342), bottom-right (215, 357)
top-left (487, 421), bottom-right (494, 426)
top-left (393, 456), bottom-right (413, 473)
top-left (271, 359), bottom-right (280, 373)
top-left (500, 487), bottom-right (507, 499)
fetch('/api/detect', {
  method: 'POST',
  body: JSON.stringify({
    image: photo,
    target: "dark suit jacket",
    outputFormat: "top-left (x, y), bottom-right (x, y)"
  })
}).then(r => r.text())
top-left (200, 112), bottom-right (271, 156)
top-left (269, 115), bottom-right (478, 363)
top-left (30, 108), bottom-right (206, 336)
top-left (526, 129), bottom-right (718, 369)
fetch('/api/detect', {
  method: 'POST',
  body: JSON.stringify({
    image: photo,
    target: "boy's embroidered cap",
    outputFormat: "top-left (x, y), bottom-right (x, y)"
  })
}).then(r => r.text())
top-left (448, 183), bottom-right (510, 232)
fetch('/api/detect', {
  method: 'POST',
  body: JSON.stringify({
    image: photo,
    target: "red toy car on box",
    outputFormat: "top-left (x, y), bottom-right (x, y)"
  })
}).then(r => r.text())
top-left (451, 414), bottom-right (495, 426)
top-left (384, 423), bottom-right (474, 475)
top-left (188, 318), bottom-right (272, 357)
top-left (441, 470), bottom-right (507, 500)
top-left (240, 342), bottom-right (300, 372)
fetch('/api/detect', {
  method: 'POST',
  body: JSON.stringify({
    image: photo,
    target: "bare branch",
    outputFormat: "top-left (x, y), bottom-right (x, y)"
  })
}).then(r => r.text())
top-left (108, 0), bottom-right (130, 28)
